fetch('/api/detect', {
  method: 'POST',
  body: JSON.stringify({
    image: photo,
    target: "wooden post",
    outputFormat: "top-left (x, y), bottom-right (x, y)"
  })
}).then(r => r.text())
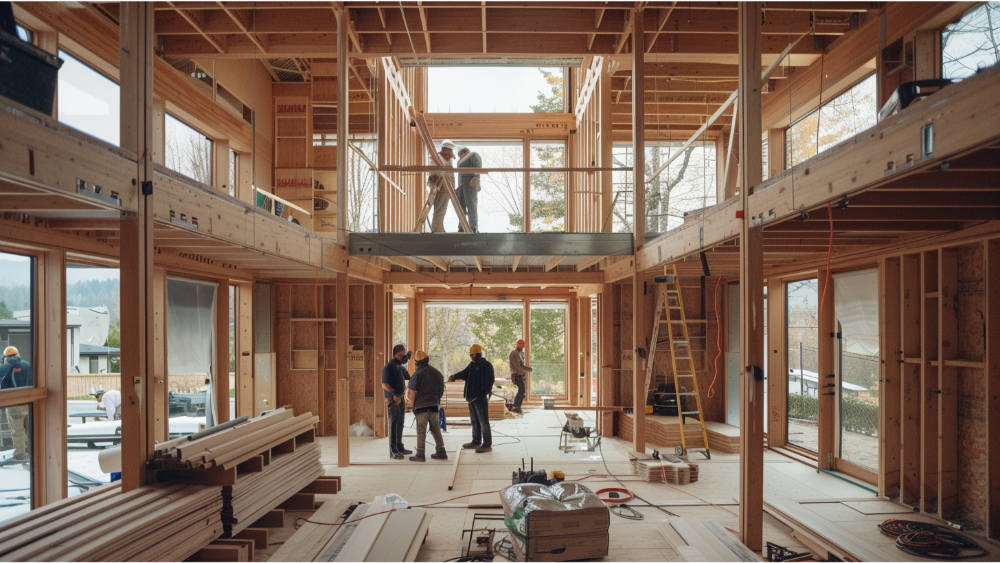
top-left (766, 280), bottom-right (787, 447)
top-left (153, 269), bottom-right (168, 441)
top-left (599, 287), bottom-right (615, 436)
top-left (737, 2), bottom-right (764, 551)
top-left (118, 1), bottom-right (156, 491)
top-left (766, 129), bottom-right (784, 180)
top-left (986, 239), bottom-right (1000, 540)
top-left (336, 273), bottom-right (350, 466)
top-left (40, 250), bottom-right (67, 505)
top-left (373, 284), bottom-right (387, 438)
top-left (879, 258), bottom-right (902, 498)
top-left (900, 254), bottom-right (921, 506)
top-left (214, 139), bottom-right (231, 196)
top-left (937, 248), bottom-right (958, 519)
top-left (215, 280), bottom-right (231, 424)
top-left (236, 282), bottom-right (254, 417)
top-left (817, 270), bottom-right (836, 468)
top-left (631, 6), bottom-right (647, 454)
top-left (579, 296), bottom-right (592, 407)
top-left (599, 60), bottom-right (613, 233)
top-left (335, 7), bottom-right (349, 243)
top-left (568, 297), bottom-right (579, 405)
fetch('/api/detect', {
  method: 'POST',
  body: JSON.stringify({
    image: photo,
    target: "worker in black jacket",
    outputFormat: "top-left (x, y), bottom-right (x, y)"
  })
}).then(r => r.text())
top-left (448, 344), bottom-right (494, 453)
top-left (1, 346), bottom-right (32, 464)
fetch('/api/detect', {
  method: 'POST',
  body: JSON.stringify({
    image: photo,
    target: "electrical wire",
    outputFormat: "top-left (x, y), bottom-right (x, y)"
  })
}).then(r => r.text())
top-left (819, 201), bottom-right (833, 314)
top-left (707, 275), bottom-right (723, 399)
top-left (595, 441), bottom-right (678, 518)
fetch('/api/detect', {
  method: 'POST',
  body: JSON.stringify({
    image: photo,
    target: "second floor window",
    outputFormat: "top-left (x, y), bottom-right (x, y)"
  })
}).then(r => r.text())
top-left (165, 114), bottom-right (212, 185)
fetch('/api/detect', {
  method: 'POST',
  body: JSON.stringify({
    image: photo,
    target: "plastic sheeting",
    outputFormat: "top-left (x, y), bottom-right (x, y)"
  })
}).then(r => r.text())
top-left (166, 278), bottom-right (216, 376)
top-left (501, 482), bottom-right (604, 517)
top-left (833, 269), bottom-right (879, 356)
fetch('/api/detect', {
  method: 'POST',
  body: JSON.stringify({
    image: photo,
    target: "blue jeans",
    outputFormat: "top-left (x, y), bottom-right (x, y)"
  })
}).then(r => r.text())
top-left (468, 398), bottom-right (491, 447)
top-left (456, 186), bottom-right (478, 232)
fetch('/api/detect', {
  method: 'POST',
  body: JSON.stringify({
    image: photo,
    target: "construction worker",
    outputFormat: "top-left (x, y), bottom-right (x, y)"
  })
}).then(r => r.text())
top-left (1, 346), bottom-right (32, 464)
top-left (508, 339), bottom-right (532, 413)
top-left (448, 344), bottom-right (495, 453)
top-left (406, 351), bottom-right (447, 462)
top-left (456, 146), bottom-right (482, 232)
top-left (94, 389), bottom-right (122, 421)
top-left (427, 140), bottom-right (457, 233)
top-left (381, 344), bottom-right (412, 459)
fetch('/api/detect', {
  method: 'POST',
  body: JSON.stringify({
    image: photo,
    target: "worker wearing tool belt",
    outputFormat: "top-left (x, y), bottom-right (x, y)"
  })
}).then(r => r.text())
top-left (406, 351), bottom-right (448, 462)
top-left (382, 344), bottom-right (412, 459)
top-left (448, 344), bottom-right (495, 453)
top-left (508, 339), bottom-right (532, 413)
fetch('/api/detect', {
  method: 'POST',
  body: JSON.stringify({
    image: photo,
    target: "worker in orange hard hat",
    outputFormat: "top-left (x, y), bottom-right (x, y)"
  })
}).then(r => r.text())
top-left (1, 346), bottom-right (32, 464)
top-left (448, 344), bottom-right (495, 452)
top-left (508, 339), bottom-right (532, 413)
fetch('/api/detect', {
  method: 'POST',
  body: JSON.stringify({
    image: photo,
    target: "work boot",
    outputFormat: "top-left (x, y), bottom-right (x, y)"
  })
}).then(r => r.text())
top-left (475, 446), bottom-right (492, 453)
top-left (390, 453), bottom-right (404, 460)
top-left (401, 448), bottom-right (413, 455)
top-left (431, 452), bottom-right (448, 460)
top-left (462, 442), bottom-right (480, 449)
top-left (409, 455), bottom-right (426, 462)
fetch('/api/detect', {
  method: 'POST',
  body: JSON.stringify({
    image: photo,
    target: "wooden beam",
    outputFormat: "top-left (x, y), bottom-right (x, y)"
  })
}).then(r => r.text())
top-left (166, 1), bottom-right (226, 54)
top-left (544, 256), bottom-right (567, 271)
top-left (336, 272), bottom-right (350, 464)
top-left (119, 1), bottom-right (156, 492)
top-left (986, 239), bottom-right (1000, 540)
top-left (216, 4), bottom-right (281, 81)
top-left (920, 251), bottom-right (939, 513)
top-left (40, 250), bottom-right (67, 505)
top-left (336, 8), bottom-right (349, 242)
top-left (631, 5), bottom-right (646, 455)
top-left (645, 3), bottom-right (677, 53)
top-left (879, 258), bottom-right (901, 498)
top-left (737, 2), bottom-right (764, 552)
top-left (937, 247), bottom-right (958, 519)
top-left (900, 253), bottom-right (921, 506)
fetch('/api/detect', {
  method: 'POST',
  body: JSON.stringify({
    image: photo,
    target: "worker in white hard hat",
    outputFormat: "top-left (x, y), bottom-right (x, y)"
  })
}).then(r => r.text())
top-left (427, 140), bottom-right (457, 233)
top-left (1, 346), bottom-right (32, 464)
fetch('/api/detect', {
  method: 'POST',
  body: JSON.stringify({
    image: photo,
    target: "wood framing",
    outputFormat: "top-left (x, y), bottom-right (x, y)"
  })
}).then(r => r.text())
top-left (879, 257), bottom-right (902, 498)
top-left (987, 239), bottom-right (1000, 540)
top-left (631, 5), bottom-right (647, 454)
top-left (336, 273), bottom-right (350, 466)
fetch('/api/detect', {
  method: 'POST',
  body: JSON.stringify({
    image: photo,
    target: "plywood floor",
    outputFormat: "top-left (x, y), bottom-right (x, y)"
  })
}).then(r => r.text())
top-left (260, 408), bottom-right (1000, 562)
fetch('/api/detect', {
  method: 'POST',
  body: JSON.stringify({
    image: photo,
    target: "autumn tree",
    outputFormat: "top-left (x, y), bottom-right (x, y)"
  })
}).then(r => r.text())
top-left (347, 140), bottom-right (377, 232)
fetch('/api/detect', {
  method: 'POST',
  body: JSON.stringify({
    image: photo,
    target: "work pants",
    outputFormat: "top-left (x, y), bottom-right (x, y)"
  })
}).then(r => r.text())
top-left (5, 404), bottom-right (30, 458)
top-left (430, 185), bottom-right (449, 232)
top-left (456, 186), bottom-right (479, 232)
top-left (468, 398), bottom-right (492, 447)
top-left (414, 410), bottom-right (446, 458)
top-left (513, 376), bottom-right (526, 408)
top-left (387, 398), bottom-right (405, 455)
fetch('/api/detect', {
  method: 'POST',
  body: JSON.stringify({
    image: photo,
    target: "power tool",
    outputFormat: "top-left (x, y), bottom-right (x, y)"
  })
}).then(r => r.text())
top-left (512, 457), bottom-right (564, 486)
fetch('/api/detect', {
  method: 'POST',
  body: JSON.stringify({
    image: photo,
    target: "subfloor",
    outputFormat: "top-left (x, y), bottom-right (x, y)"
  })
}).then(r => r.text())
top-left (260, 408), bottom-right (1000, 562)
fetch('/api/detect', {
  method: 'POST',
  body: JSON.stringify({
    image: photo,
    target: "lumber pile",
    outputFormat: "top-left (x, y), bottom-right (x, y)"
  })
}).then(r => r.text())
top-left (272, 496), bottom-right (431, 562)
top-left (629, 455), bottom-right (700, 484)
top-left (190, 538), bottom-right (255, 562)
top-left (619, 414), bottom-right (741, 454)
top-left (705, 421), bottom-right (741, 454)
top-left (0, 482), bottom-right (224, 562)
top-left (658, 518), bottom-right (761, 562)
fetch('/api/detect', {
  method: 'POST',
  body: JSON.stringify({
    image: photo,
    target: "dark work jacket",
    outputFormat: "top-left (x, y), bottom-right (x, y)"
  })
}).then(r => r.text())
top-left (451, 357), bottom-right (495, 401)
top-left (0, 355), bottom-right (32, 389)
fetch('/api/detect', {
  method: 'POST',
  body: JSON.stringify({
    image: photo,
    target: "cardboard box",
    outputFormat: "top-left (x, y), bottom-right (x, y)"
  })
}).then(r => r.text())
top-left (500, 484), bottom-right (610, 538)
top-left (511, 531), bottom-right (610, 562)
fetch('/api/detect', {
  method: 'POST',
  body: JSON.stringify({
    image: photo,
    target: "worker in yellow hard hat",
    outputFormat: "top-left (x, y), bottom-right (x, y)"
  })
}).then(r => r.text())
top-left (447, 344), bottom-right (495, 453)
top-left (1, 346), bottom-right (32, 464)
top-left (406, 351), bottom-right (447, 462)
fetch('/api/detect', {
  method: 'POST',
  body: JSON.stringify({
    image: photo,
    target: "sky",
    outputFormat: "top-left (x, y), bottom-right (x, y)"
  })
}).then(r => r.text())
top-left (427, 67), bottom-right (560, 113)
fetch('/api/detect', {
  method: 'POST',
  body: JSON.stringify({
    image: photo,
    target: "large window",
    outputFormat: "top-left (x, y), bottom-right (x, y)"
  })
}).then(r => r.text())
top-left (57, 50), bottom-right (120, 146)
top-left (528, 302), bottom-right (567, 398)
top-left (428, 67), bottom-right (564, 113)
top-left (529, 141), bottom-right (566, 232)
top-left (834, 270), bottom-right (880, 470)
top-left (943, 2), bottom-right (1000, 79)
top-left (167, 278), bottom-right (216, 434)
top-left (612, 142), bottom-right (718, 234)
top-left (787, 278), bottom-right (820, 452)
top-left (786, 75), bottom-right (876, 168)
top-left (455, 141), bottom-right (524, 233)
top-left (424, 301), bottom-right (522, 377)
top-left (165, 114), bottom-right (212, 185)
top-left (393, 301), bottom-right (408, 347)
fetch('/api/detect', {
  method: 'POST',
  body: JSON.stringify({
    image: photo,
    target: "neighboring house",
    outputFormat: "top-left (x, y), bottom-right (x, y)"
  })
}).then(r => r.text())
top-left (11, 307), bottom-right (111, 373)
top-left (78, 344), bottom-right (120, 374)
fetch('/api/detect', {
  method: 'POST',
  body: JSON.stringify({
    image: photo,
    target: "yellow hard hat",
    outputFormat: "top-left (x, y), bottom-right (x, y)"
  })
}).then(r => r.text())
top-left (3, 346), bottom-right (18, 357)
top-left (414, 350), bottom-right (429, 364)
top-left (469, 344), bottom-right (483, 355)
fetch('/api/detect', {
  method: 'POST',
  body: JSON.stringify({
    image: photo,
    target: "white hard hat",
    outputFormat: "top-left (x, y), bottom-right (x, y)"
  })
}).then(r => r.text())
top-left (439, 140), bottom-right (457, 151)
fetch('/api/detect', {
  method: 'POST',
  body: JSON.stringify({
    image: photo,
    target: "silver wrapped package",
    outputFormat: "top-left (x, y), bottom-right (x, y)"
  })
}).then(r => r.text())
top-left (501, 483), bottom-right (610, 539)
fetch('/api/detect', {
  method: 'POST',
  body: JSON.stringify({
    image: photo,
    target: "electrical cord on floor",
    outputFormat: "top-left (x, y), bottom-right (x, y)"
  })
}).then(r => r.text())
top-left (488, 425), bottom-right (522, 447)
top-left (596, 441), bottom-right (678, 518)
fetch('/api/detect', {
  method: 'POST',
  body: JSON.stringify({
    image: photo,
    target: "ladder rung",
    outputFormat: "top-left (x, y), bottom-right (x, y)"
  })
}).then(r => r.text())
top-left (668, 306), bottom-right (682, 310)
top-left (675, 374), bottom-right (695, 378)
top-left (681, 411), bottom-right (701, 415)
top-left (675, 392), bottom-right (697, 396)
top-left (666, 290), bottom-right (679, 294)
top-left (677, 357), bottom-right (691, 361)
top-left (673, 341), bottom-right (689, 346)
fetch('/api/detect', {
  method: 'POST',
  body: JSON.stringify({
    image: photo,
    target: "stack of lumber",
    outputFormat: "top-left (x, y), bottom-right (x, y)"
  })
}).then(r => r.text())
top-left (222, 440), bottom-right (324, 536)
top-left (629, 454), bottom-right (699, 484)
top-left (272, 496), bottom-right (431, 562)
top-left (620, 415), bottom-right (741, 454)
top-left (153, 408), bottom-right (319, 475)
top-left (657, 518), bottom-right (762, 562)
top-left (0, 482), bottom-right (223, 562)
top-left (443, 382), bottom-right (506, 420)
top-left (705, 421), bottom-right (741, 454)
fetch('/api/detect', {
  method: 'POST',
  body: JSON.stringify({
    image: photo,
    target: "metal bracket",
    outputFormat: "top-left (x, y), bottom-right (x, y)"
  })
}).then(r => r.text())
top-left (169, 211), bottom-right (199, 230)
top-left (76, 179), bottom-right (122, 206)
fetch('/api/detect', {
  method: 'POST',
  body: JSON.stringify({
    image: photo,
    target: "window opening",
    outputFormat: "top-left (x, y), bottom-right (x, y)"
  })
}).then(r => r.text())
top-left (785, 75), bottom-right (876, 168)
top-left (943, 2), bottom-right (1000, 79)
top-left (787, 278), bottom-right (820, 452)
top-left (57, 50), bottom-right (120, 146)
top-left (165, 113), bottom-right (213, 186)
top-left (428, 67), bottom-right (565, 113)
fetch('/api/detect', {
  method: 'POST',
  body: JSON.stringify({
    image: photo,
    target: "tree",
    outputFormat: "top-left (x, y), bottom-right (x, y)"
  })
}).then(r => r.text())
top-left (165, 116), bottom-right (212, 185)
top-left (347, 140), bottom-right (378, 232)
top-left (528, 69), bottom-right (567, 231)
top-left (105, 322), bottom-right (121, 373)
top-left (787, 75), bottom-right (876, 167)
top-left (392, 305), bottom-right (407, 347)
top-left (468, 308), bottom-right (523, 378)
top-left (0, 300), bottom-right (12, 320)
top-left (425, 307), bottom-right (473, 375)
top-left (478, 145), bottom-right (525, 231)
top-left (942, 2), bottom-right (1000, 78)
top-left (529, 69), bottom-right (564, 113)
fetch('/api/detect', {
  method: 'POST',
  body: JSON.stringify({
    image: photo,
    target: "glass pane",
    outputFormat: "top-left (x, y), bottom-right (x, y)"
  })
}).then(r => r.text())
top-left (786, 75), bottom-right (876, 167)
top-left (943, 3), bottom-right (1000, 79)
top-left (530, 141), bottom-right (565, 232)
top-left (165, 114), bottom-right (212, 185)
top-left (229, 150), bottom-right (237, 197)
top-left (393, 301), bottom-right (408, 346)
top-left (57, 51), bottom-right (120, 146)
top-left (528, 302), bottom-right (566, 399)
top-left (347, 138), bottom-right (378, 233)
top-left (452, 141), bottom-right (524, 233)
top-left (167, 278), bottom-right (216, 434)
top-left (0, 251), bottom-right (33, 378)
top-left (428, 67), bottom-right (564, 113)
top-left (835, 270), bottom-right (880, 470)
top-left (15, 24), bottom-right (32, 43)
top-left (610, 145), bottom-right (634, 233)
top-left (0, 403), bottom-right (33, 520)
top-left (644, 142), bottom-right (717, 235)
top-left (787, 278), bottom-right (819, 452)
top-left (425, 301), bottom-right (522, 377)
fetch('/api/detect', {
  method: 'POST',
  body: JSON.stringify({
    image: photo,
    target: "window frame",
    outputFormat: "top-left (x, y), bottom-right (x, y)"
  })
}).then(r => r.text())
top-left (783, 72), bottom-right (877, 169)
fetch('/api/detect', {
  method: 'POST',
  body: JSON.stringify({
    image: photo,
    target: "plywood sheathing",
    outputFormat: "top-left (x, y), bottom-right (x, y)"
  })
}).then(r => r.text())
top-left (956, 243), bottom-right (987, 529)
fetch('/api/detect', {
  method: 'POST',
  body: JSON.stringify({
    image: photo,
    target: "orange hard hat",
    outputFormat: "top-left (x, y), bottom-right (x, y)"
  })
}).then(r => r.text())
top-left (516, 339), bottom-right (525, 348)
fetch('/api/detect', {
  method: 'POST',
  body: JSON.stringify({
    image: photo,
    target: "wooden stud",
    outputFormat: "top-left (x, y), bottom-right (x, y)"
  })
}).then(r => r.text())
top-left (119, 1), bottom-right (156, 492)
top-left (447, 447), bottom-right (462, 491)
top-left (938, 248), bottom-right (959, 518)
top-left (879, 257), bottom-right (902, 499)
top-left (599, 287), bottom-right (615, 436)
top-left (631, 5), bottom-right (647, 455)
top-left (737, 2), bottom-right (764, 552)
top-left (237, 282), bottom-right (254, 417)
top-left (900, 254), bottom-right (921, 506)
top-left (766, 280), bottom-right (787, 447)
top-left (336, 274), bottom-right (350, 466)
top-left (987, 239), bottom-right (1000, 540)
top-left (816, 270), bottom-right (835, 469)
top-left (40, 250), bottom-right (67, 505)
top-left (251, 509), bottom-right (285, 529)
top-left (374, 283), bottom-right (388, 438)
top-left (568, 297), bottom-right (579, 406)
